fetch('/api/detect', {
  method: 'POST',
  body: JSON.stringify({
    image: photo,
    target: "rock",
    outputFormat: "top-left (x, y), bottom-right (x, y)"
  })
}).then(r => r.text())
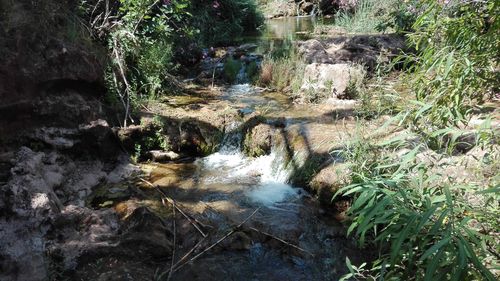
top-left (146, 150), bottom-right (180, 162)
top-left (235, 43), bottom-right (258, 53)
top-left (243, 124), bottom-right (275, 157)
top-left (117, 117), bottom-right (223, 157)
top-left (298, 35), bottom-right (407, 71)
top-left (300, 1), bottom-right (315, 14)
top-left (50, 205), bottom-right (120, 270)
top-left (301, 63), bottom-right (365, 98)
top-left (297, 40), bottom-right (333, 64)
top-left (220, 231), bottom-right (252, 251)
top-left (262, 0), bottom-right (298, 18)
top-left (310, 162), bottom-right (351, 205)
top-left (76, 119), bottom-right (121, 160)
top-left (119, 207), bottom-right (173, 258)
top-left (0, 146), bottom-right (135, 281)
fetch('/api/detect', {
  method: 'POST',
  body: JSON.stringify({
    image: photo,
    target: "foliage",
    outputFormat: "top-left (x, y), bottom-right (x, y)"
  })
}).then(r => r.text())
top-left (258, 39), bottom-right (305, 93)
top-left (224, 56), bottom-right (243, 83)
top-left (188, 0), bottom-right (263, 46)
top-left (355, 68), bottom-right (408, 119)
top-left (334, 0), bottom-right (401, 33)
top-left (80, 0), bottom-right (263, 126)
top-left (402, 0), bottom-right (499, 130)
top-left (377, 0), bottom-right (420, 32)
top-left (79, 0), bottom-right (192, 126)
top-left (335, 130), bottom-right (499, 280)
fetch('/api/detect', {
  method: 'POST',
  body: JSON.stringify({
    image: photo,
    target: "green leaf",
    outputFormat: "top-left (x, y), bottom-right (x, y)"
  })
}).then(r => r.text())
top-left (420, 237), bottom-right (451, 261)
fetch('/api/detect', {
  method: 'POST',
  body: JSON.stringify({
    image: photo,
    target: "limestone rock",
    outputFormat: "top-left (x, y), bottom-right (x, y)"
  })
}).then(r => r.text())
top-left (243, 124), bottom-right (275, 157)
top-left (297, 39), bottom-right (333, 64)
top-left (310, 162), bottom-right (351, 205)
top-left (119, 207), bottom-right (173, 258)
top-left (146, 150), bottom-right (181, 162)
top-left (301, 63), bottom-right (365, 98)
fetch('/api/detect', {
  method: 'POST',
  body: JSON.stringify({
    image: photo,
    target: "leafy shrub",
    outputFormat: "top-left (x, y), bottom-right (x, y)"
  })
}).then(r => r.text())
top-left (403, 0), bottom-right (499, 129)
top-left (258, 40), bottom-right (305, 93)
top-left (334, 0), bottom-right (401, 33)
top-left (188, 0), bottom-right (263, 46)
top-left (80, 0), bottom-right (263, 126)
top-left (335, 133), bottom-right (498, 280)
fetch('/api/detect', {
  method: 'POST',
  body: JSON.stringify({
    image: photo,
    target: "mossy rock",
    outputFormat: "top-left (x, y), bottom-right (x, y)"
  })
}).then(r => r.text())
top-left (243, 123), bottom-right (274, 157)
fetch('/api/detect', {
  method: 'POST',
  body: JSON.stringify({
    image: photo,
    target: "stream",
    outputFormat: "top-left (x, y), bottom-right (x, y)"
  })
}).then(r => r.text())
top-left (140, 17), bottom-right (363, 280)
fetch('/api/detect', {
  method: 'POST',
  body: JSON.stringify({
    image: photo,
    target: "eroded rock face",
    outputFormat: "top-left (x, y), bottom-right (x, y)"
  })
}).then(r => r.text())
top-left (0, 147), bottom-right (147, 281)
top-left (0, 0), bottom-right (111, 152)
top-left (262, 0), bottom-right (358, 18)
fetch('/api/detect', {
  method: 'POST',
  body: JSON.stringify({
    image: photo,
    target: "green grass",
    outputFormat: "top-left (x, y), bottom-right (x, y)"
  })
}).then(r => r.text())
top-left (334, 0), bottom-right (400, 34)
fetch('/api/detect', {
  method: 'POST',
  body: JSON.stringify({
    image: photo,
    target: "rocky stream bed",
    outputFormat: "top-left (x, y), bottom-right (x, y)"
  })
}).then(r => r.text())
top-left (0, 15), bottom-right (412, 281)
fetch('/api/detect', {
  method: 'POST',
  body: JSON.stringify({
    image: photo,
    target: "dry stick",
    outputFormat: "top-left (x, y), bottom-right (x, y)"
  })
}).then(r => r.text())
top-left (168, 236), bottom-right (207, 273)
top-left (171, 207), bottom-right (261, 274)
top-left (160, 196), bottom-right (208, 238)
top-left (166, 200), bottom-right (176, 281)
top-left (248, 227), bottom-right (315, 257)
top-left (140, 178), bottom-right (208, 238)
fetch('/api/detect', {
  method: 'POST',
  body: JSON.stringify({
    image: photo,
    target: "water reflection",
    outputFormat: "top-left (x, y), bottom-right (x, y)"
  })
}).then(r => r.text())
top-left (240, 16), bottom-right (319, 55)
top-left (263, 16), bottom-right (317, 40)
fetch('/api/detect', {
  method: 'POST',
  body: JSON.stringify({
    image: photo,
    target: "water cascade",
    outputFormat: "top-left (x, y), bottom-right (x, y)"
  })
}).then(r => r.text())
top-left (197, 98), bottom-right (299, 206)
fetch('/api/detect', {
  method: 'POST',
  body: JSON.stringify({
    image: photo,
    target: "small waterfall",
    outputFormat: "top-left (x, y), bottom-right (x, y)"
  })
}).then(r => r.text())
top-left (219, 121), bottom-right (243, 154)
top-left (198, 85), bottom-right (299, 206)
top-left (235, 64), bottom-right (248, 84)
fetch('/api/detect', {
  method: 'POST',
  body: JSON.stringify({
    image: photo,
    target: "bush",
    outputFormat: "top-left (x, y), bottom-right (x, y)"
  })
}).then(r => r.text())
top-left (80, 0), bottom-right (263, 126)
top-left (334, 0), bottom-right (401, 33)
top-left (403, 0), bottom-right (499, 129)
top-left (188, 0), bottom-right (263, 46)
top-left (335, 133), bottom-right (498, 280)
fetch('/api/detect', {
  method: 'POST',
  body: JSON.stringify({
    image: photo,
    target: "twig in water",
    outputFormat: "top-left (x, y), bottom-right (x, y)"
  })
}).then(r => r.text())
top-left (164, 236), bottom-right (207, 277)
top-left (171, 207), bottom-right (260, 274)
top-left (166, 200), bottom-right (176, 281)
top-left (248, 227), bottom-right (315, 257)
top-left (139, 178), bottom-right (208, 237)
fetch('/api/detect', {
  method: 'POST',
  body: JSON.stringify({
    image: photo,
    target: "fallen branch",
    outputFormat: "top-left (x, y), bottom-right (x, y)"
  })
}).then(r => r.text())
top-left (248, 227), bottom-right (315, 257)
top-left (165, 236), bottom-right (207, 277)
top-left (166, 199), bottom-right (176, 281)
top-left (139, 178), bottom-right (208, 238)
top-left (171, 207), bottom-right (260, 274)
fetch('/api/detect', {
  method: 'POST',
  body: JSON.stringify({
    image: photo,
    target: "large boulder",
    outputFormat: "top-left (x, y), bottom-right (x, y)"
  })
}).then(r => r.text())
top-left (298, 35), bottom-right (407, 70)
top-left (300, 63), bottom-right (365, 99)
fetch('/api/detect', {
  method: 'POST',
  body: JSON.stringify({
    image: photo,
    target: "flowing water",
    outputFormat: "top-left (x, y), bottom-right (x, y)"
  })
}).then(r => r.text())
top-left (146, 85), bottom-right (364, 280)
top-left (144, 17), bottom-right (364, 280)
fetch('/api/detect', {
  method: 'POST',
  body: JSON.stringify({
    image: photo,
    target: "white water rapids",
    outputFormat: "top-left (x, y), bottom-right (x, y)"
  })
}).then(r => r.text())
top-left (196, 90), bottom-right (300, 206)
